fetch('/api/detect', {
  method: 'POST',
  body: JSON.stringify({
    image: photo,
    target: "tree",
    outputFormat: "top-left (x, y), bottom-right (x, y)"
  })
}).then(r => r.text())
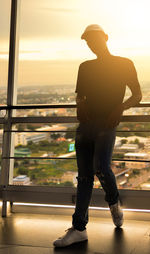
top-left (134, 138), bottom-right (140, 144)
top-left (17, 166), bottom-right (28, 175)
top-left (17, 124), bottom-right (25, 131)
top-left (30, 173), bottom-right (36, 180)
top-left (119, 162), bottom-right (125, 168)
top-left (121, 139), bottom-right (127, 145)
top-left (65, 127), bottom-right (76, 139)
top-left (27, 124), bottom-right (37, 131)
top-left (132, 169), bottom-right (140, 176)
top-left (39, 140), bottom-right (50, 146)
top-left (51, 133), bottom-right (61, 140)
top-left (63, 181), bottom-right (74, 187)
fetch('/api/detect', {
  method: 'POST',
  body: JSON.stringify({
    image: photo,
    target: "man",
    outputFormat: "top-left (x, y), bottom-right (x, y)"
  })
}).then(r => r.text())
top-left (53, 24), bottom-right (142, 247)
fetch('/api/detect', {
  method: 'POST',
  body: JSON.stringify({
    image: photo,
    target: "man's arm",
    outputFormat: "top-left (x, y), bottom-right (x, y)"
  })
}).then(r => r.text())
top-left (121, 81), bottom-right (142, 111)
top-left (106, 60), bottom-right (142, 128)
top-left (75, 62), bottom-right (91, 122)
top-left (121, 60), bottom-right (142, 110)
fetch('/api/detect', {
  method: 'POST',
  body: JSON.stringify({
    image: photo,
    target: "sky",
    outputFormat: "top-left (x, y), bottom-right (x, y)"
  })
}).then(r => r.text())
top-left (0, 0), bottom-right (150, 87)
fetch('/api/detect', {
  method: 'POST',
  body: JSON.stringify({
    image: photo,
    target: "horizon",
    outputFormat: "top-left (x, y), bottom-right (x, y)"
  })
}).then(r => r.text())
top-left (0, 80), bottom-right (150, 90)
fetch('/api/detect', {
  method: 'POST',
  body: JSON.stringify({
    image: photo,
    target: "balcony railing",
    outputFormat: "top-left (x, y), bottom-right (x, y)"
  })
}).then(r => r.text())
top-left (0, 103), bottom-right (150, 218)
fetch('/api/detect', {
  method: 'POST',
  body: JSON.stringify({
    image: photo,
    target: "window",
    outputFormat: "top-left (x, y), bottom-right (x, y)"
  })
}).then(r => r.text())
top-left (2, 0), bottom-right (150, 194)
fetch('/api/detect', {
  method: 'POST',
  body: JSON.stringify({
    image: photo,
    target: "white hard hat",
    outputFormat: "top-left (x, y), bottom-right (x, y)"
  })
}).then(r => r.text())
top-left (81, 24), bottom-right (105, 39)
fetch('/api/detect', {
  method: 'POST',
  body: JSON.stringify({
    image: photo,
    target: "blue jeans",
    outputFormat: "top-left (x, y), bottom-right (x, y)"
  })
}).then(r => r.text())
top-left (72, 122), bottom-right (119, 231)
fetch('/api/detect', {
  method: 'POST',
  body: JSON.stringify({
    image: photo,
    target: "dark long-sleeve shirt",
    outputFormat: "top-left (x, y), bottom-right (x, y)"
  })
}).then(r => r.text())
top-left (75, 55), bottom-right (141, 125)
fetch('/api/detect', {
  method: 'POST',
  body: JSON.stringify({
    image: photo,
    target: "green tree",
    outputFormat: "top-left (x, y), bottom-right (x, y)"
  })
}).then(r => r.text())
top-left (121, 139), bottom-right (128, 145)
top-left (17, 166), bottom-right (28, 175)
top-left (132, 169), bottom-right (140, 175)
top-left (39, 140), bottom-right (50, 147)
top-left (62, 181), bottom-right (74, 187)
top-left (30, 173), bottom-right (36, 180)
top-left (119, 162), bottom-right (125, 168)
top-left (17, 124), bottom-right (25, 131)
top-left (65, 127), bottom-right (76, 139)
top-left (51, 133), bottom-right (61, 140)
top-left (27, 124), bottom-right (37, 131)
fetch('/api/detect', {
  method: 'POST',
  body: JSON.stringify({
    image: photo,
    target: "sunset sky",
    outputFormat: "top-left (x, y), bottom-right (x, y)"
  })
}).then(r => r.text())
top-left (0, 0), bottom-right (150, 87)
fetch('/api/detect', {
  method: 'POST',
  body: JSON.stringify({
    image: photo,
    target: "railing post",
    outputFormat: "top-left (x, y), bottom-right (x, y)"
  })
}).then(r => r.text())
top-left (0, 0), bottom-right (20, 217)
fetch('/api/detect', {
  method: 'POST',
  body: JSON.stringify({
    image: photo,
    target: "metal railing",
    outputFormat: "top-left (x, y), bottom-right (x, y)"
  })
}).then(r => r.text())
top-left (0, 103), bottom-right (150, 215)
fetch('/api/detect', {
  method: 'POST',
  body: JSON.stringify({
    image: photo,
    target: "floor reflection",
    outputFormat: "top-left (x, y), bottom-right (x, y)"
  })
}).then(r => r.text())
top-left (110, 227), bottom-right (126, 254)
top-left (53, 239), bottom-right (89, 254)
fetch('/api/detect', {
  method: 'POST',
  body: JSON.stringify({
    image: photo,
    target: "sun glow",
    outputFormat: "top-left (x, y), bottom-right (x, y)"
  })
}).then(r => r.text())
top-left (85, 0), bottom-right (150, 55)
top-left (18, 0), bottom-right (150, 61)
top-left (1, 0), bottom-right (150, 85)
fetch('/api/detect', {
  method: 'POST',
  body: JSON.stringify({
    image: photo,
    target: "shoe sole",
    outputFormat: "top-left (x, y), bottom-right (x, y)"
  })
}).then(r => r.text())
top-left (53, 238), bottom-right (88, 248)
top-left (114, 218), bottom-right (124, 228)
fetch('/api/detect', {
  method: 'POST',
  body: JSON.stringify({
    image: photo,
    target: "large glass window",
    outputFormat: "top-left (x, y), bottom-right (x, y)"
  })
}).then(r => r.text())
top-left (17, 0), bottom-right (150, 105)
top-left (10, 0), bottom-right (150, 191)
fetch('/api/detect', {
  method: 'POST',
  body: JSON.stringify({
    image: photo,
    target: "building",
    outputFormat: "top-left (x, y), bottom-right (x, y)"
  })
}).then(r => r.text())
top-left (115, 144), bottom-right (139, 153)
top-left (26, 132), bottom-right (49, 144)
top-left (47, 176), bottom-right (62, 184)
top-left (13, 175), bottom-right (31, 185)
top-left (25, 124), bottom-right (67, 144)
top-left (15, 132), bottom-right (27, 146)
top-left (124, 152), bottom-right (150, 169)
top-left (14, 148), bottom-right (31, 157)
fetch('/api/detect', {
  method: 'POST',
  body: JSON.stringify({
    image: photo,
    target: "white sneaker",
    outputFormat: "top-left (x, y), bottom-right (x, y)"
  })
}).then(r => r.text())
top-left (109, 202), bottom-right (124, 227)
top-left (53, 226), bottom-right (88, 247)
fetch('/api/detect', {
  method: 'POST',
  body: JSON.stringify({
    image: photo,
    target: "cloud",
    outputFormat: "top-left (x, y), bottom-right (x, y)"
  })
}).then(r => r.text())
top-left (38, 7), bottom-right (79, 13)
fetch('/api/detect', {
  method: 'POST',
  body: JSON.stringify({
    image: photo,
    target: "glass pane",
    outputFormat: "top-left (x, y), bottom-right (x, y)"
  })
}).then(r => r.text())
top-left (17, 0), bottom-right (84, 104)
top-left (17, 0), bottom-right (150, 105)
top-left (0, 0), bottom-right (11, 105)
top-left (12, 123), bottom-right (150, 190)
top-left (13, 159), bottom-right (77, 187)
top-left (113, 124), bottom-right (150, 190)
top-left (13, 123), bottom-right (78, 186)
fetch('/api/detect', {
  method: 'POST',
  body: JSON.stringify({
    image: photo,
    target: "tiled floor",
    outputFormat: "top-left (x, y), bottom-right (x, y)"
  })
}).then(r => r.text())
top-left (0, 210), bottom-right (150, 254)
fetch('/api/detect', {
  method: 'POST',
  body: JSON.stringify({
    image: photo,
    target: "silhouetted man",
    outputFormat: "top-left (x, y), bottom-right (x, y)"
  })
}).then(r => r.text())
top-left (53, 24), bottom-right (142, 247)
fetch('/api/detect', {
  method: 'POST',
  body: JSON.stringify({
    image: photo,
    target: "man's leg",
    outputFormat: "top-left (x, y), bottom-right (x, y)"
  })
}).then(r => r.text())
top-left (93, 127), bottom-right (123, 228)
top-left (72, 124), bottom-right (94, 231)
top-left (94, 127), bottom-right (119, 206)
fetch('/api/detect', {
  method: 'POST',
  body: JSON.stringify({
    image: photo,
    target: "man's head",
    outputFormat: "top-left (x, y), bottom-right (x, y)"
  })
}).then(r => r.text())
top-left (81, 24), bottom-right (108, 56)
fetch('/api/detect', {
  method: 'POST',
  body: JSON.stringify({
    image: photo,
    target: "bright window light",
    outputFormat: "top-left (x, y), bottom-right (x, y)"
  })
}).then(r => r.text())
top-left (13, 202), bottom-right (150, 213)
